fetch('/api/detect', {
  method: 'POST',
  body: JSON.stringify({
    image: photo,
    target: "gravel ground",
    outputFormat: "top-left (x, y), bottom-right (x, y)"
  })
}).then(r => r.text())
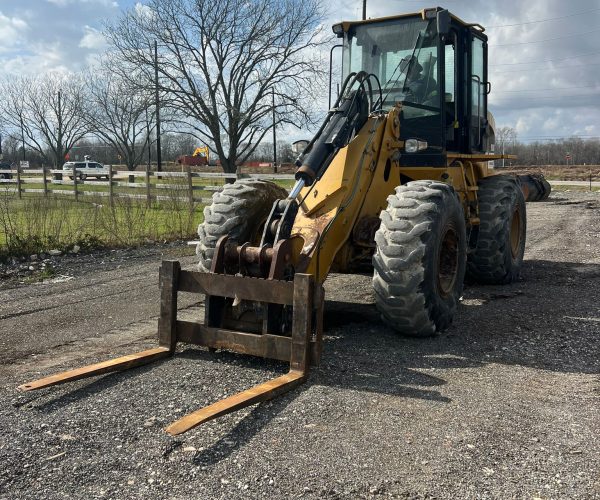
top-left (0, 190), bottom-right (598, 499)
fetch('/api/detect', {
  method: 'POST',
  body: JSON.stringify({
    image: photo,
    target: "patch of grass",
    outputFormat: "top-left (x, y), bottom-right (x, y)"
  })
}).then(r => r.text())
top-left (24, 265), bottom-right (56, 284)
top-left (550, 185), bottom-right (600, 192)
top-left (0, 190), bottom-right (204, 260)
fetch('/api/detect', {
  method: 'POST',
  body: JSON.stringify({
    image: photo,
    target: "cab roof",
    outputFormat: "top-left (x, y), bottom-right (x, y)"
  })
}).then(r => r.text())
top-left (334, 7), bottom-right (485, 34)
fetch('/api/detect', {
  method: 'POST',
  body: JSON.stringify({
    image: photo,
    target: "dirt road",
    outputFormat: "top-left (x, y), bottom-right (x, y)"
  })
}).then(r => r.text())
top-left (0, 191), bottom-right (598, 499)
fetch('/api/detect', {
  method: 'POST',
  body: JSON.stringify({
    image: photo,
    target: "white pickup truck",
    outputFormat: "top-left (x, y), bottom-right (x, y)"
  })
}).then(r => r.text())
top-left (62, 160), bottom-right (109, 180)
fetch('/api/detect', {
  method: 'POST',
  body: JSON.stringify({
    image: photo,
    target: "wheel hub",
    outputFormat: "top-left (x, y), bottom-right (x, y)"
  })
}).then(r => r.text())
top-left (437, 225), bottom-right (459, 297)
top-left (510, 207), bottom-right (522, 258)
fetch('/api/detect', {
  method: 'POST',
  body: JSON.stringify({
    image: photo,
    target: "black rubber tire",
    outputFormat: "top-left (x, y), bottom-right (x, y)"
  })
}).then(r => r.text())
top-left (539, 177), bottom-right (551, 201)
top-left (197, 179), bottom-right (288, 272)
top-left (372, 180), bottom-right (467, 337)
top-left (80, 173), bottom-right (86, 181)
top-left (467, 175), bottom-right (526, 284)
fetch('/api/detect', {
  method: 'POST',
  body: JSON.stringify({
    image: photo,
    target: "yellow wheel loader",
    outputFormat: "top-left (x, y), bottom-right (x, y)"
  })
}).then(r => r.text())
top-left (19, 8), bottom-right (534, 435)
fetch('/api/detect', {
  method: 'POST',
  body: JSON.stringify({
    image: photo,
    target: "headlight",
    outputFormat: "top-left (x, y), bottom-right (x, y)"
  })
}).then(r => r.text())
top-left (405, 139), bottom-right (428, 153)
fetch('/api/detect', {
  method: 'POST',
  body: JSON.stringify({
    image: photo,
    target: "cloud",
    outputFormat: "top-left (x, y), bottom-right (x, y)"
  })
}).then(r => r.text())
top-left (46, 0), bottom-right (118, 6)
top-left (1, 0), bottom-right (599, 141)
top-left (0, 0), bottom-right (118, 75)
top-left (79, 26), bottom-right (107, 50)
top-left (0, 11), bottom-right (28, 53)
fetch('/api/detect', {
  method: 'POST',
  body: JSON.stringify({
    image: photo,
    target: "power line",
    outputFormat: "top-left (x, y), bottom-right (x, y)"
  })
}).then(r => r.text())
top-left (517, 134), bottom-right (600, 140)
top-left (490, 61), bottom-right (600, 74)
top-left (493, 27), bottom-right (600, 46)
top-left (491, 94), bottom-right (600, 102)
top-left (486, 7), bottom-right (600, 29)
top-left (493, 84), bottom-right (599, 93)
top-left (491, 50), bottom-right (600, 66)
top-left (520, 134), bottom-right (599, 137)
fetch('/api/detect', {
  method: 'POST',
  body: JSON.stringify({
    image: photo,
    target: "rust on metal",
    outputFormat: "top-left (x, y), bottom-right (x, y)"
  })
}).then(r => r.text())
top-left (290, 274), bottom-right (313, 372)
top-left (158, 260), bottom-right (180, 351)
top-left (165, 274), bottom-right (316, 435)
top-left (178, 271), bottom-right (295, 305)
top-left (17, 262), bottom-right (324, 437)
top-left (17, 347), bottom-right (171, 392)
top-left (176, 321), bottom-right (293, 362)
top-left (165, 370), bottom-right (306, 435)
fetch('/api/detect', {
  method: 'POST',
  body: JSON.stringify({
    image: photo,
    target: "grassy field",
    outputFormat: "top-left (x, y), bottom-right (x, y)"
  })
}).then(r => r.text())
top-left (503, 164), bottom-right (600, 181)
top-left (0, 192), bottom-right (204, 259)
top-left (0, 172), bottom-right (297, 260)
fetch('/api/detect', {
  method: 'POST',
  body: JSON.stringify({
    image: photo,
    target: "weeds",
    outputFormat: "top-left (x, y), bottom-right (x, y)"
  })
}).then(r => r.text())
top-left (0, 188), bottom-right (203, 261)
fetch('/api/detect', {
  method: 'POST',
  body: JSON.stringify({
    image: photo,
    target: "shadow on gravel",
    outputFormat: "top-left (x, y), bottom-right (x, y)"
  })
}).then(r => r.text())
top-left (18, 259), bottom-right (598, 457)
top-left (322, 259), bottom-right (600, 378)
top-left (30, 363), bottom-right (158, 414)
top-left (190, 384), bottom-right (309, 467)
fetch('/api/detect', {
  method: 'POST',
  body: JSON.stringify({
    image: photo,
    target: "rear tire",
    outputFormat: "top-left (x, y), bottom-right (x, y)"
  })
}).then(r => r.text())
top-left (372, 180), bottom-right (467, 337)
top-left (467, 175), bottom-right (526, 284)
top-left (197, 179), bottom-right (288, 272)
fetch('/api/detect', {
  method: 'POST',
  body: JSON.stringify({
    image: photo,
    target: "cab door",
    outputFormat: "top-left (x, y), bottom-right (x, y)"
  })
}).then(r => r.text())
top-left (469, 32), bottom-right (488, 152)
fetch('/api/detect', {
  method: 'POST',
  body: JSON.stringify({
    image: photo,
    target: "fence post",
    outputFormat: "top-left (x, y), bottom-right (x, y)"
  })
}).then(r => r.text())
top-left (108, 165), bottom-right (114, 207)
top-left (16, 165), bottom-right (22, 199)
top-left (42, 165), bottom-right (48, 197)
top-left (146, 164), bottom-right (151, 207)
top-left (187, 165), bottom-right (193, 210)
top-left (73, 164), bottom-right (78, 201)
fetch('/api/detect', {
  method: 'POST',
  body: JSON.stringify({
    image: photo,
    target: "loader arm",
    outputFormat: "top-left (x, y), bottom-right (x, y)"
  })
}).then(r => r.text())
top-left (289, 111), bottom-right (398, 282)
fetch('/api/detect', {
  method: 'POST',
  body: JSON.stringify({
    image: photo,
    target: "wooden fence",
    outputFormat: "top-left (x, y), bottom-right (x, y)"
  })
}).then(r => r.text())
top-left (0, 167), bottom-right (294, 206)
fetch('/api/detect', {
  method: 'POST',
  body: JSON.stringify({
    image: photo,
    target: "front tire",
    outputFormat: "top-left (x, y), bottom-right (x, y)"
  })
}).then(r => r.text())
top-left (372, 181), bottom-right (467, 337)
top-left (197, 179), bottom-right (288, 272)
top-left (467, 175), bottom-right (526, 284)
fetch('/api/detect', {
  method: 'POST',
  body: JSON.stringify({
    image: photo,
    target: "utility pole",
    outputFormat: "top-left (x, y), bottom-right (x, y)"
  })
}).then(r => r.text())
top-left (145, 107), bottom-right (151, 170)
top-left (0, 132), bottom-right (3, 161)
top-left (20, 115), bottom-right (26, 161)
top-left (154, 40), bottom-right (162, 173)
top-left (272, 87), bottom-right (277, 173)
top-left (57, 89), bottom-right (62, 167)
top-left (362, 0), bottom-right (366, 20)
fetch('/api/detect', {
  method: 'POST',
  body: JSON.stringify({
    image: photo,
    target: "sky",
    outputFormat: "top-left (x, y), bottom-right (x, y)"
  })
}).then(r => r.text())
top-left (0, 0), bottom-right (599, 143)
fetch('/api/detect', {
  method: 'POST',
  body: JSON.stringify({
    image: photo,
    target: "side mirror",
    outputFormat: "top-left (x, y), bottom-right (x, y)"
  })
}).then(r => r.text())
top-left (436, 9), bottom-right (450, 35)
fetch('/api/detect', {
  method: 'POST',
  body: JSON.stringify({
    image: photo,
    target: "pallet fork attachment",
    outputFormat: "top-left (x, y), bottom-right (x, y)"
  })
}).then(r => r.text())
top-left (18, 260), bottom-right (324, 436)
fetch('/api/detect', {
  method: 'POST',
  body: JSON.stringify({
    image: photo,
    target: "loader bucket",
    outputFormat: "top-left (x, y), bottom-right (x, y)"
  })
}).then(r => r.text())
top-left (18, 260), bottom-right (324, 436)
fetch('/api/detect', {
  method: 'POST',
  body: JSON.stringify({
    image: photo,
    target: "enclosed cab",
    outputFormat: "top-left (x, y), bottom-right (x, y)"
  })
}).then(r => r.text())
top-left (334, 7), bottom-right (491, 165)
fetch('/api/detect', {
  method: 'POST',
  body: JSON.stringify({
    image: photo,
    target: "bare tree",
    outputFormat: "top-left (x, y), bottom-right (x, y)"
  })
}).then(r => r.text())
top-left (105, 0), bottom-right (329, 174)
top-left (496, 126), bottom-right (517, 167)
top-left (497, 126), bottom-right (517, 153)
top-left (0, 73), bottom-right (90, 167)
top-left (86, 62), bottom-right (155, 172)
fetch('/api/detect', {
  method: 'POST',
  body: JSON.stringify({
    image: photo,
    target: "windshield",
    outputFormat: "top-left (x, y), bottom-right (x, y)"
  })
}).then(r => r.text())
top-left (343, 17), bottom-right (440, 111)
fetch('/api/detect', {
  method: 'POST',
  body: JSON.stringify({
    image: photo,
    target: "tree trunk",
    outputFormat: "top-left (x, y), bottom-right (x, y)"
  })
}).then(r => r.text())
top-left (128, 160), bottom-right (136, 184)
top-left (220, 157), bottom-right (237, 184)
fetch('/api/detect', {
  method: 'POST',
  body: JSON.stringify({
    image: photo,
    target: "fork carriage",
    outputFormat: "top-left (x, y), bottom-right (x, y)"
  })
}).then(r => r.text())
top-left (19, 259), bottom-right (324, 436)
